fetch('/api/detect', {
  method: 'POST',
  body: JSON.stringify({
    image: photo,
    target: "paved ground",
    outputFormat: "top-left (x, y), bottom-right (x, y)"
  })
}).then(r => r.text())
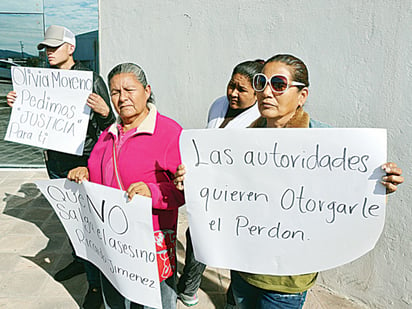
top-left (0, 82), bottom-right (44, 167)
top-left (0, 107), bottom-right (44, 167)
top-left (0, 169), bottom-right (367, 309)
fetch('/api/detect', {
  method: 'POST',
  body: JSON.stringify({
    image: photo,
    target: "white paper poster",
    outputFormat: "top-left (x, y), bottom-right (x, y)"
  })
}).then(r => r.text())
top-left (35, 179), bottom-right (162, 308)
top-left (6, 66), bottom-right (92, 155)
top-left (180, 128), bottom-right (387, 275)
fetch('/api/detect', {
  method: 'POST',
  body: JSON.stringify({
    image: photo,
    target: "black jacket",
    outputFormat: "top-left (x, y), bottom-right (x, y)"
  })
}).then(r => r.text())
top-left (45, 61), bottom-right (115, 175)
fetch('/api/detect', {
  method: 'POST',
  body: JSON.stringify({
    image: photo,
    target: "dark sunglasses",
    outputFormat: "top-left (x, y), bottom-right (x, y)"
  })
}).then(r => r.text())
top-left (252, 73), bottom-right (306, 94)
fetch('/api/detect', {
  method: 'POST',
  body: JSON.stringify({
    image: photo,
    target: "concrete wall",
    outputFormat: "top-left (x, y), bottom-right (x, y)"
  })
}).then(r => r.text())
top-left (99, 1), bottom-right (411, 308)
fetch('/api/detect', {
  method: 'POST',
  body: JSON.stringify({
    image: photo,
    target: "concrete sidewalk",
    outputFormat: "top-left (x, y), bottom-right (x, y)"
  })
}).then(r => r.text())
top-left (0, 169), bottom-right (366, 309)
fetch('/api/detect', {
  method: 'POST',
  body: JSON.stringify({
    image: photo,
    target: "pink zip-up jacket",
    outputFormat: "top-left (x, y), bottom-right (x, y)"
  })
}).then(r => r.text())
top-left (88, 104), bottom-right (185, 232)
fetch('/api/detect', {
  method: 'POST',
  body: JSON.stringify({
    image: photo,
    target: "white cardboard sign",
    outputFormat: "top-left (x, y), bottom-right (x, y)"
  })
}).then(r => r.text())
top-left (35, 179), bottom-right (162, 308)
top-left (180, 128), bottom-right (387, 275)
top-left (6, 66), bottom-right (92, 155)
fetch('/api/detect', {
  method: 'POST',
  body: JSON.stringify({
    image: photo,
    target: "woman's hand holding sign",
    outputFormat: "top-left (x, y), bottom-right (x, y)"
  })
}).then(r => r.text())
top-left (381, 162), bottom-right (404, 193)
top-left (173, 164), bottom-right (186, 191)
top-left (126, 182), bottom-right (152, 201)
top-left (67, 167), bottom-right (89, 184)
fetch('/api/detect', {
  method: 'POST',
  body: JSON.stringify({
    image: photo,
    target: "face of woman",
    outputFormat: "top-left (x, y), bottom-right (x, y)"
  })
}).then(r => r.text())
top-left (226, 73), bottom-right (257, 109)
top-left (110, 73), bottom-right (151, 125)
top-left (257, 61), bottom-right (308, 128)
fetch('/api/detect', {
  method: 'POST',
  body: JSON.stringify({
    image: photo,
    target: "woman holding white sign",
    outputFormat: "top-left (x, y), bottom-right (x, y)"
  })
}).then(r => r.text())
top-left (68, 63), bottom-right (185, 309)
top-left (175, 54), bottom-right (403, 309)
top-left (177, 59), bottom-right (264, 308)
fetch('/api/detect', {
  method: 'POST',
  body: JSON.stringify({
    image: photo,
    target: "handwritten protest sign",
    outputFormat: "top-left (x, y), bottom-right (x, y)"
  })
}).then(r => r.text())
top-left (180, 128), bottom-right (387, 275)
top-left (5, 66), bottom-right (92, 155)
top-left (35, 179), bottom-right (161, 308)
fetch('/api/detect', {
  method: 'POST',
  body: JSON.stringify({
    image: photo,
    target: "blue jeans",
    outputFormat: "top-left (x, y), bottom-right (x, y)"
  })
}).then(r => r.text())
top-left (177, 228), bottom-right (236, 305)
top-left (101, 272), bottom-right (177, 309)
top-left (231, 270), bottom-right (307, 309)
top-left (177, 228), bottom-right (206, 296)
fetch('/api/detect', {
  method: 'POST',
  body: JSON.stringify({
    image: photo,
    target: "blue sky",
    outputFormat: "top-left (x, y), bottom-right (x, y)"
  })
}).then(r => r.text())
top-left (0, 0), bottom-right (98, 56)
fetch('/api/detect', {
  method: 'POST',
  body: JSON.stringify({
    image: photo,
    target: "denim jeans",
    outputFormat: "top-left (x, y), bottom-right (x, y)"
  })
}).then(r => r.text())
top-left (177, 228), bottom-right (237, 306)
top-left (101, 272), bottom-right (177, 309)
top-left (231, 270), bottom-right (307, 309)
top-left (177, 228), bottom-right (206, 296)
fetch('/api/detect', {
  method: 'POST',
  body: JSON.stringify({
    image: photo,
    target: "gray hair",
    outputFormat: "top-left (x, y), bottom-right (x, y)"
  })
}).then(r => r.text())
top-left (107, 62), bottom-right (155, 104)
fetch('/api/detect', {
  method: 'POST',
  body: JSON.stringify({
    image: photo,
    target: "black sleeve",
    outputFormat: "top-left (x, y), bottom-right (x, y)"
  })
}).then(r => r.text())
top-left (92, 72), bottom-right (115, 131)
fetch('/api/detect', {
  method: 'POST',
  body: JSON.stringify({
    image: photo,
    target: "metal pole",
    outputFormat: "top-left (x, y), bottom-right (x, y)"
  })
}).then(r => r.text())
top-left (42, 0), bottom-right (46, 34)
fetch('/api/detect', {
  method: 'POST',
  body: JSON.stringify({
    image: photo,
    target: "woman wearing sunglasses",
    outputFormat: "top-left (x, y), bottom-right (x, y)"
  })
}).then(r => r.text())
top-left (228, 54), bottom-right (404, 309)
top-left (175, 54), bottom-right (403, 309)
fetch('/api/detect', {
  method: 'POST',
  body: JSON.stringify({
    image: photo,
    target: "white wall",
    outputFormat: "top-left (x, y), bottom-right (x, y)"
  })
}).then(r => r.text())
top-left (100, 1), bottom-right (411, 308)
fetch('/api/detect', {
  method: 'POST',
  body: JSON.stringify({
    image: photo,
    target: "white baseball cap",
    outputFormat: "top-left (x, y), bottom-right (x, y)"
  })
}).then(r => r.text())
top-left (37, 25), bottom-right (76, 50)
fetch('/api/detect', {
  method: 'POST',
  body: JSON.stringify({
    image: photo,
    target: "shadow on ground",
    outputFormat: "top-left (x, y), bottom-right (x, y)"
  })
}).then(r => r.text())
top-left (2, 182), bottom-right (229, 308)
top-left (2, 182), bottom-right (87, 307)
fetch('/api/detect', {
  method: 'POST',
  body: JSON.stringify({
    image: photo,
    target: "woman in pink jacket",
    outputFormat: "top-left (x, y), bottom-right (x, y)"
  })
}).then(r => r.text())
top-left (68, 62), bottom-right (185, 309)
